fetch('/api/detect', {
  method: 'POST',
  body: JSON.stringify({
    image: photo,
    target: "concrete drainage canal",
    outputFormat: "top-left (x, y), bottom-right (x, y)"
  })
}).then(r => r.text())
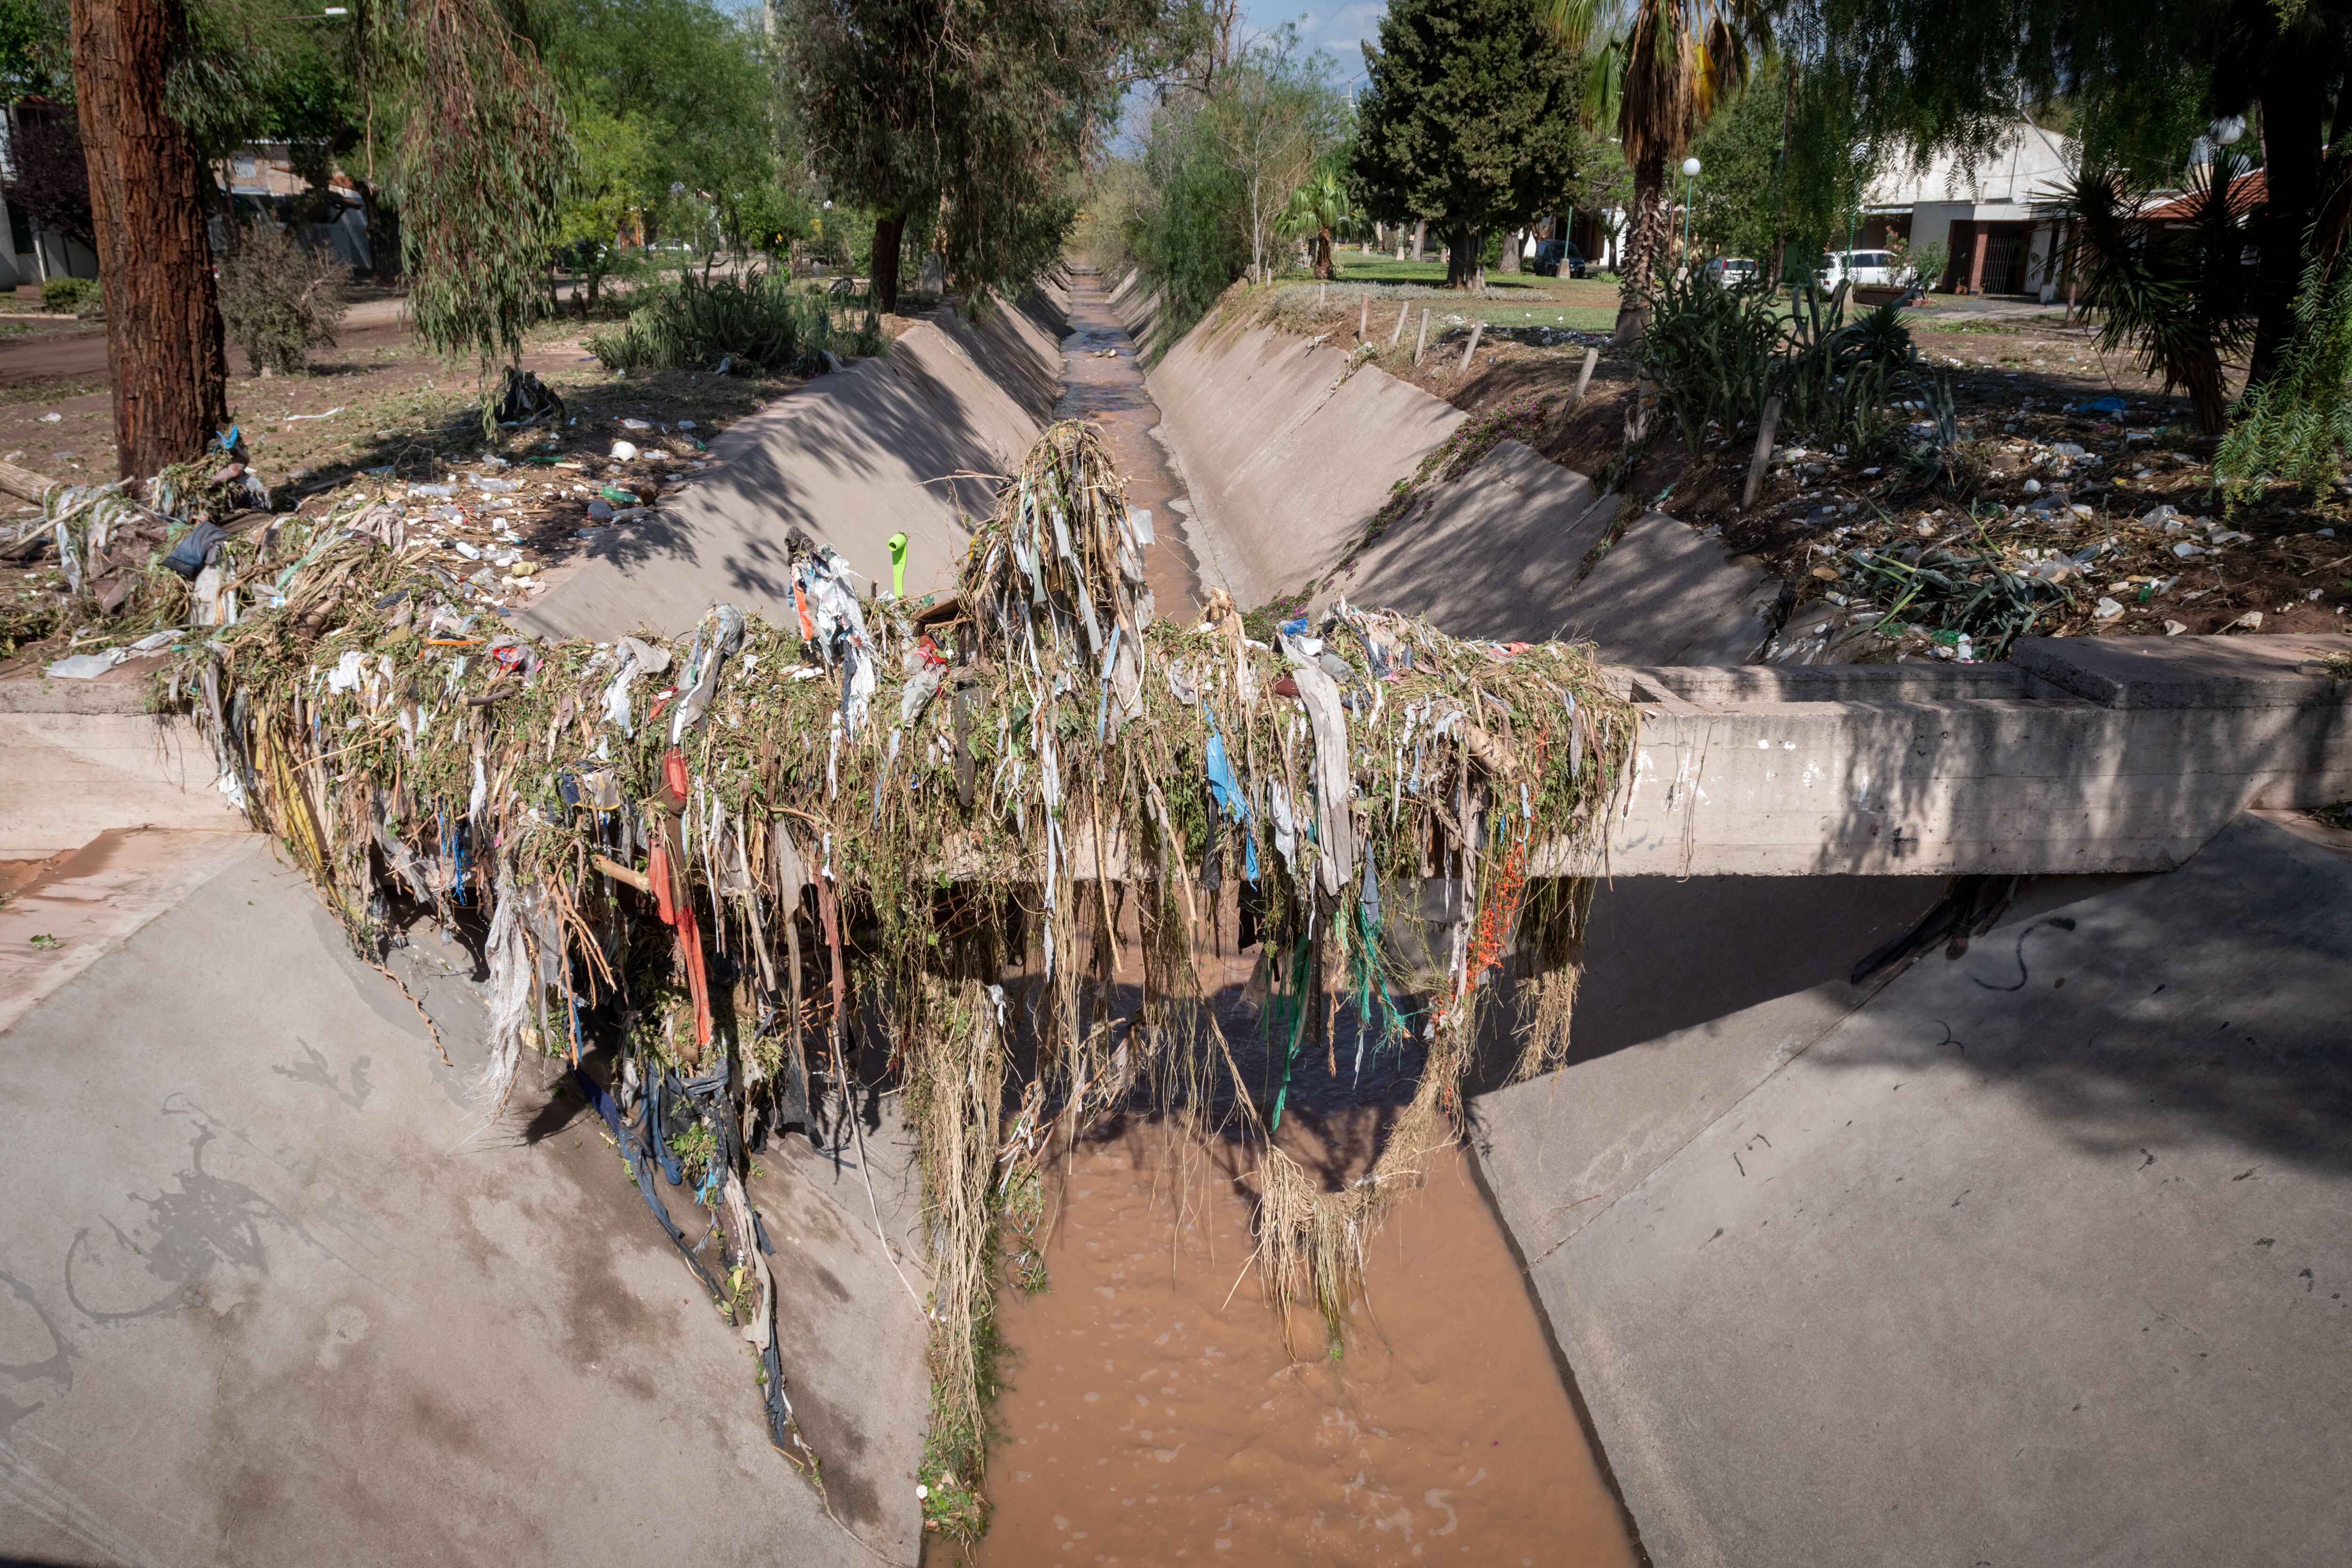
top-left (4, 267), bottom-right (2350, 1568)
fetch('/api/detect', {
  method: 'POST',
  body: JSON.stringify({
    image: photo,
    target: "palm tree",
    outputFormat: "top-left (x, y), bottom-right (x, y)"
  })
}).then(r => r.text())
top-left (1278, 169), bottom-right (1357, 279)
top-left (1548, 0), bottom-right (1762, 341)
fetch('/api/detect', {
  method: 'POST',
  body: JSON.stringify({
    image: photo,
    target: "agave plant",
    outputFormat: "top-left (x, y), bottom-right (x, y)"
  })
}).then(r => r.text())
top-left (2043, 157), bottom-right (2258, 435)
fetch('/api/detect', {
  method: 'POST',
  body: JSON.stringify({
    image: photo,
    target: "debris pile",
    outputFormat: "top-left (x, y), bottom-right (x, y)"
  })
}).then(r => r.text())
top-left (2, 414), bottom-right (716, 657)
top-left (161, 420), bottom-right (1637, 1538)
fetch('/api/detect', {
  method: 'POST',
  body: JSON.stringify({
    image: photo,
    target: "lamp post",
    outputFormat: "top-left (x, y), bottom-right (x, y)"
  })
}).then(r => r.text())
top-left (1681, 157), bottom-right (1701, 268)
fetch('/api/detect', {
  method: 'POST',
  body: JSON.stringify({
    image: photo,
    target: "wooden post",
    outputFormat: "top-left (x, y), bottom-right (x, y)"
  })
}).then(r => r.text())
top-left (1456, 319), bottom-right (1484, 374)
top-left (1391, 302), bottom-right (1407, 346)
top-left (1412, 307), bottom-right (1430, 366)
top-left (1358, 293), bottom-right (1368, 341)
top-left (0, 458), bottom-right (61, 506)
top-left (1741, 395), bottom-right (1784, 509)
top-left (1573, 346), bottom-right (1598, 402)
top-left (1967, 225), bottom-right (1990, 295)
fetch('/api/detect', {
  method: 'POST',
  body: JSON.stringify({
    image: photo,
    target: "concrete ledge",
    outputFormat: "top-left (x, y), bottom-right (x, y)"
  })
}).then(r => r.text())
top-left (2014, 631), bottom-right (2352, 708)
top-left (1583, 636), bottom-right (2352, 876)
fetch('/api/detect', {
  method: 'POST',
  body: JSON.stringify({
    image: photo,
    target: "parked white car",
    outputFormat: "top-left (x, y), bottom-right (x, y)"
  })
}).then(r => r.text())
top-left (1818, 249), bottom-right (1898, 288)
top-left (1702, 257), bottom-right (1761, 287)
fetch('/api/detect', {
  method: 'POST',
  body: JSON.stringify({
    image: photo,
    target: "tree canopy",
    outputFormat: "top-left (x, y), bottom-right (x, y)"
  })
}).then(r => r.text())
top-left (778, 0), bottom-right (1158, 312)
top-left (1350, 0), bottom-right (1585, 288)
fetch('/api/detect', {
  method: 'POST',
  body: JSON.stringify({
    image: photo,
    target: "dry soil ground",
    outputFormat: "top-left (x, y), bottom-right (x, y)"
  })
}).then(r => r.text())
top-left (0, 285), bottom-right (866, 656)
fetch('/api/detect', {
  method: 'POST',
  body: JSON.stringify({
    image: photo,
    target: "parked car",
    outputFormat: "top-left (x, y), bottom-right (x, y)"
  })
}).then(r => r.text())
top-left (1702, 257), bottom-right (1761, 287)
top-left (1818, 249), bottom-right (1898, 288)
top-left (1529, 239), bottom-right (1587, 279)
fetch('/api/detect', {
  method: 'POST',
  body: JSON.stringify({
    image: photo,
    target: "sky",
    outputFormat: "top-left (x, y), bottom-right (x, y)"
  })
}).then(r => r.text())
top-left (1246, 0), bottom-right (1385, 88)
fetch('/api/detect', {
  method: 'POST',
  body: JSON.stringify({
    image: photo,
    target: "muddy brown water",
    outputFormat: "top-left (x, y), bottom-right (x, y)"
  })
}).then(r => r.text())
top-left (1054, 270), bottom-right (1208, 620)
top-left (949, 283), bottom-right (1638, 1567)
top-left (968, 1124), bottom-right (1636, 1567)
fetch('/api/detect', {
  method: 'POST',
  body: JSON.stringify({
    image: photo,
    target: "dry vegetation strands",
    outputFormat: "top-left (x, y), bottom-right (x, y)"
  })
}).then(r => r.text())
top-left (158, 422), bottom-right (1636, 1541)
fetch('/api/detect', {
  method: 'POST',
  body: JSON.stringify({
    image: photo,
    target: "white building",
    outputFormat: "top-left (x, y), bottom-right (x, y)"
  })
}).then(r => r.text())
top-left (1861, 119), bottom-right (2079, 299)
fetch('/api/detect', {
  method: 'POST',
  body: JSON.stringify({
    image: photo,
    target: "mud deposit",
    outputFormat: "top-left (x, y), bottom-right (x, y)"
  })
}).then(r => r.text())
top-left (970, 1126), bottom-right (1636, 1567)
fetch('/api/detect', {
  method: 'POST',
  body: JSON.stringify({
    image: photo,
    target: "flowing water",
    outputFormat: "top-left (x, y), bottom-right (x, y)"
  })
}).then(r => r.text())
top-left (946, 274), bottom-right (1638, 1567)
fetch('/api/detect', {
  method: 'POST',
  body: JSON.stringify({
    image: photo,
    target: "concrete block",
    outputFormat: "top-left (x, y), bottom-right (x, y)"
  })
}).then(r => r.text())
top-left (1482, 816), bottom-right (2352, 1568)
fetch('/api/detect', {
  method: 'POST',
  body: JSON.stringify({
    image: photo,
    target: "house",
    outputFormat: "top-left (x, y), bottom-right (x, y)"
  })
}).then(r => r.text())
top-left (218, 145), bottom-right (375, 273)
top-left (1860, 119), bottom-right (2079, 299)
top-left (0, 99), bottom-right (101, 290)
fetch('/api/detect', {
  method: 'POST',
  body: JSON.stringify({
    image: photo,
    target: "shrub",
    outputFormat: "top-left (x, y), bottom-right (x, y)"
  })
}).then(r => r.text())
top-left (588, 269), bottom-right (837, 374)
top-left (40, 275), bottom-right (100, 315)
top-left (217, 223), bottom-right (349, 374)
top-left (2215, 243), bottom-right (2352, 504)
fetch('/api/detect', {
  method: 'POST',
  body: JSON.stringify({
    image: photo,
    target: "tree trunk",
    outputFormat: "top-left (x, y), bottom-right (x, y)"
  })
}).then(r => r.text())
top-left (355, 179), bottom-right (401, 282)
top-left (70, 0), bottom-right (227, 480)
top-left (1411, 219), bottom-right (1426, 261)
top-left (2249, 59), bottom-right (2328, 387)
top-left (871, 211), bottom-right (905, 315)
top-left (1612, 154), bottom-right (1671, 344)
top-left (1499, 229), bottom-right (1522, 273)
top-left (1446, 224), bottom-right (1480, 289)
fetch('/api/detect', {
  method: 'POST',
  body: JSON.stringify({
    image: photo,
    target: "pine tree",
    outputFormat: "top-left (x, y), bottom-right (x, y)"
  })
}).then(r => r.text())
top-left (1350, 0), bottom-right (1584, 292)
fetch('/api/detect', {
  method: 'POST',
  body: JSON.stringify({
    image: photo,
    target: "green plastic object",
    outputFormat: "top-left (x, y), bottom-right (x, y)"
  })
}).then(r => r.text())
top-left (598, 486), bottom-right (637, 506)
top-left (889, 531), bottom-right (908, 598)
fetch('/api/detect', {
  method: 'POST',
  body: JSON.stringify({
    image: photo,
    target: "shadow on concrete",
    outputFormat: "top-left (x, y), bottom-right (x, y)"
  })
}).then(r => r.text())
top-left (1803, 813), bottom-right (2352, 1176)
top-left (521, 292), bottom-right (1068, 642)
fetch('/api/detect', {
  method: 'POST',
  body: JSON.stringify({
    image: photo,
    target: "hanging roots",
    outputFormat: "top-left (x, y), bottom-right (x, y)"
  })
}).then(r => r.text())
top-left (1510, 875), bottom-right (1596, 1084)
top-left (162, 419), bottom-right (1638, 1541)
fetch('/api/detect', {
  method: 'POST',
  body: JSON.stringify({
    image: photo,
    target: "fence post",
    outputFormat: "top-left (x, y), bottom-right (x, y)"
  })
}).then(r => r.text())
top-left (1742, 396), bottom-right (1784, 509)
top-left (1456, 320), bottom-right (1485, 375)
top-left (1413, 308), bottom-right (1430, 366)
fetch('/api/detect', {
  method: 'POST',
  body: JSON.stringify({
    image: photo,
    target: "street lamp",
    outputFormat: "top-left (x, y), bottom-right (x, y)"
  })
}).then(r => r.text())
top-left (1680, 157), bottom-right (1701, 264)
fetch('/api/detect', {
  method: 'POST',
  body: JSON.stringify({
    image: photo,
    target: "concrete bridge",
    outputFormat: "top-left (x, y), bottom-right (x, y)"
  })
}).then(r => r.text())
top-left (11, 629), bottom-right (2346, 878)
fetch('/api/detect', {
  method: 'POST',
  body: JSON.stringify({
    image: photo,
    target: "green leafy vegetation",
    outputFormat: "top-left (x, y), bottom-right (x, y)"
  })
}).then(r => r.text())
top-left (2216, 243), bottom-right (2352, 504)
top-left (1351, 0), bottom-right (1585, 291)
top-left (587, 271), bottom-right (840, 374)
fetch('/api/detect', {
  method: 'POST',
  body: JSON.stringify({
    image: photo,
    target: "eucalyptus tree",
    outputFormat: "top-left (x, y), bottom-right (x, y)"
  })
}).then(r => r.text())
top-left (778, 0), bottom-right (1170, 314)
top-left (1773, 0), bottom-right (2352, 385)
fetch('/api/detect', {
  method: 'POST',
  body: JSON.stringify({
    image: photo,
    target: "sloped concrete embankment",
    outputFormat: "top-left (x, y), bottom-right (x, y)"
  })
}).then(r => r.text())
top-left (1109, 276), bottom-right (1777, 661)
top-left (522, 290), bottom-right (1069, 641)
top-left (1473, 814), bottom-right (2352, 1567)
top-left (0, 833), bottom-right (936, 1566)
